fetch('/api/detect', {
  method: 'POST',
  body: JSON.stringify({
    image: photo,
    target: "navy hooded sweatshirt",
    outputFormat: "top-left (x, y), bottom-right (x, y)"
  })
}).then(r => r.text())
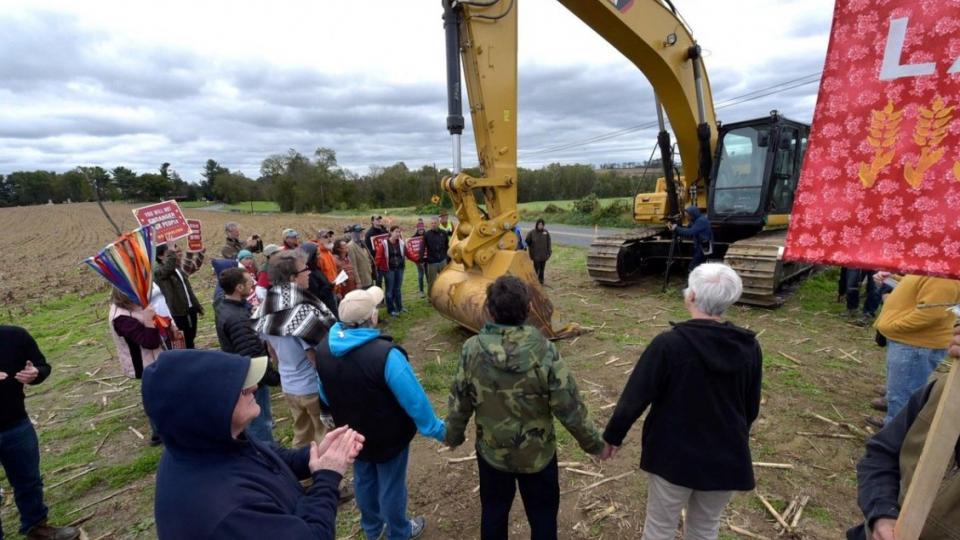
top-left (143, 350), bottom-right (341, 540)
top-left (675, 206), bottom-right (713, 257)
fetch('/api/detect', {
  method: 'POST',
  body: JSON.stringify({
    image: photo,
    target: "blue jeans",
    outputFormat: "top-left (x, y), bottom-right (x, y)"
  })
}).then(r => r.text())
top-left (416, 263), bottom-right (426, 294)
top-left (354, 447), bottom-right (411, 540)
top-left (885, 340), bottom-right (947, 423)
top-left (246, 385), bottom-right (274, 444)
top-left (846, 269), bottom-right (880, 315)
top-left (385, 267), bottom-right (404, 313)
top-left (0, 419), bottom-right (47, 536)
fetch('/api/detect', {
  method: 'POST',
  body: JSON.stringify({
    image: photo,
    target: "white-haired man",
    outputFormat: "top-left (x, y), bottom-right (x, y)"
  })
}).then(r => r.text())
top-left (602, 263), bottom-right (762, 540)
top-left (221, 222), bottom-right (262, 259)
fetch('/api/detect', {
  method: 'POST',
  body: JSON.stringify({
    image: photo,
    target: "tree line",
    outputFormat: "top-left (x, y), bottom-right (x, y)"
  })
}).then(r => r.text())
top-left (0, 147), bottom-right (656, 211)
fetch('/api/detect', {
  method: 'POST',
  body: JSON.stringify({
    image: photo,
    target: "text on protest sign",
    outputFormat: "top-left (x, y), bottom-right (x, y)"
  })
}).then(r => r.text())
top-left (133, 200), bottom-right (190, 243)
top-left (187, 219), bottom-right (203, 252)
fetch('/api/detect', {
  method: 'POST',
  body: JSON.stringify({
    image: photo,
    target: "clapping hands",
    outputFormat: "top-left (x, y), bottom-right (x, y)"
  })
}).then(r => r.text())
top-left (309, 426), bottom-right (364, 475)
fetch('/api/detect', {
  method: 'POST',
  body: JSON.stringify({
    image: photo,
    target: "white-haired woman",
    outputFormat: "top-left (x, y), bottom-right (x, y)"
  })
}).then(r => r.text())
top-left (601, 263), bottom-right (762, 540)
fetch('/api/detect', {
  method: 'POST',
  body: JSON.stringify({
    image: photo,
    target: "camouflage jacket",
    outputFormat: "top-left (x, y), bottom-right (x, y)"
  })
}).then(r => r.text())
top-left (445, 323), bottom-right (604, 473)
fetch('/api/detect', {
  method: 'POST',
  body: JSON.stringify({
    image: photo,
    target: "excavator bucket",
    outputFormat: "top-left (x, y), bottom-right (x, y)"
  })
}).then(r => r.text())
top-left (429, 249), bottom-right (580, 340)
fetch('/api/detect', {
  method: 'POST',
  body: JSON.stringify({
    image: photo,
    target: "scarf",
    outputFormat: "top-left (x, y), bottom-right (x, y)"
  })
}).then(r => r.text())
top-left (253, 283), bottom-right (336, 344)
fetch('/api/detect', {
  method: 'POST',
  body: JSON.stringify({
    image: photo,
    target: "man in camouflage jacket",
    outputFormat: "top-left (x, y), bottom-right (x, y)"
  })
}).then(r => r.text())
top-left (445, 276), bottom-right (604, 540)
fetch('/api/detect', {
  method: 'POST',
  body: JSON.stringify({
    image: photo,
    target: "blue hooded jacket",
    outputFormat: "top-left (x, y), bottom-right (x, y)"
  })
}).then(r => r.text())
top-left (675, 205), bottom-right (713, 256)
top-left (143, 350), bottom-right (341, 540)
top-left (318, 323), bottom-right (445, 442)
top-left (211, 258), bottom-right (239, 306)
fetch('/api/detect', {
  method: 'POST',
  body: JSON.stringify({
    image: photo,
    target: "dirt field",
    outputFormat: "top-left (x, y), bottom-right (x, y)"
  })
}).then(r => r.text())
top-left (0, 202), bottom-right (900, 539)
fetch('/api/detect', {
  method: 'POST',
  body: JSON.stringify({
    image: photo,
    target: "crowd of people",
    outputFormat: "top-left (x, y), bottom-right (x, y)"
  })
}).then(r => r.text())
top-left (1, 212), bottom-right (958, 540)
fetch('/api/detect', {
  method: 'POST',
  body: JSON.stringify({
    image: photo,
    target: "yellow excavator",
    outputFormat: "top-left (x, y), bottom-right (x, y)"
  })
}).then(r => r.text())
top-left (431, 0), bottom-right (814, 336)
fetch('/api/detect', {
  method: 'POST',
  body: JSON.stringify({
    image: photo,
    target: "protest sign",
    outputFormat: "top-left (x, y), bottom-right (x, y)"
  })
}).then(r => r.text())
top-left (132, 200), bottom-right (190, 243)
top-left (405, 235), bottom-right (424, 263)
top-left (186, 219), bottom-right (203, 252)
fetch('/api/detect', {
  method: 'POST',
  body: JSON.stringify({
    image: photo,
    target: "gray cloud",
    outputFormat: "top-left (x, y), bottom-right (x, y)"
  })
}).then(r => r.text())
top-left (0, 9), bottom-right (828, 178)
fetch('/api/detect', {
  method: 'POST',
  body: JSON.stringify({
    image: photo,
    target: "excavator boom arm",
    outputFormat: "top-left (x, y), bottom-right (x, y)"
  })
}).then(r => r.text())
top-left (433, 0), bottom-right (720, 336)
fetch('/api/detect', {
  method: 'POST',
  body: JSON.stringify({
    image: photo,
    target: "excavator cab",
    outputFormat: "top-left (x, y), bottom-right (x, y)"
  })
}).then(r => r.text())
top-left (708, 113), bottom-right (810, 244)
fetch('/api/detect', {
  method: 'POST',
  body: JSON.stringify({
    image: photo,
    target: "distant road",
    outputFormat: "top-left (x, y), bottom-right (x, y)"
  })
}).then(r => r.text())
top-left (517, 222), bottom-right (633, 248)
top-left (192, 205), bottom-right (632, 248)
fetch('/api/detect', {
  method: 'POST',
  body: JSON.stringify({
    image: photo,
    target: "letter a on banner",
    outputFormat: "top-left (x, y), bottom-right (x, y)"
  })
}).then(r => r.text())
top-left (784, 0), bottom-right (960, 279)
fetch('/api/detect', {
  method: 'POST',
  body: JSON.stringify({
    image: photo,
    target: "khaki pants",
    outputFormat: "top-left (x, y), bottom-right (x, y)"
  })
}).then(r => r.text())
top-left (283, 393), bottom-right (327, 448)
top-left (641, 473), bottom-right (732, 540)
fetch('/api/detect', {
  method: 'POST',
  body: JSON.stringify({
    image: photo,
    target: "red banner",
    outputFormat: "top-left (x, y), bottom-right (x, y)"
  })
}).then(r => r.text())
top-left (186, 219), bottom-right (203, 252)
top-left (784, 1), bottom-right (960, 278)
top-left (132, 200), bottom-right (190, 243)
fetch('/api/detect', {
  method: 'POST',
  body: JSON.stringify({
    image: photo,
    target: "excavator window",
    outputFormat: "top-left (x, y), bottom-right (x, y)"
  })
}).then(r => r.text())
top-left (769, 128), bottom-right (800, 213)
top-left (712, 126), bottom-right (769, 215)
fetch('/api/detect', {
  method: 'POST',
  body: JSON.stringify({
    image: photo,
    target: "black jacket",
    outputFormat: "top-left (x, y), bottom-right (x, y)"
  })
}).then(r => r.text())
top-left (214, 298), bottom-right (279, 387)
top-left (0, 326), bottom-right (52, 431)
top-left (215, 299), bottom-right (265, 358)
top-left (525, 229), bottom-right (552, 262)
top-left (315, 336), bottom-right (416, 463)
top-left (144, 350), bottom-right (340, 539)
top-left (603, 319), bottom-right (762, 491)
top-left (301, 243), bottom-right (338, 316)
top-left (419, 229), bottom-right (449, 264)
top-left (154, 252), bottom-right (202, 317)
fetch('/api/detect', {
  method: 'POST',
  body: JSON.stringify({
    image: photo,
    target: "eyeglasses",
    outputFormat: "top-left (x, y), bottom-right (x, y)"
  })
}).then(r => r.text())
top-left (296, 267), bottom-right (310, 275)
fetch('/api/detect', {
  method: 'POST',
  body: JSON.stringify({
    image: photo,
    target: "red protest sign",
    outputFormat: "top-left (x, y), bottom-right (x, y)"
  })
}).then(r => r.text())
top-left (785, 1), bottom-right (960, 278)
top-left (187, 219), bottom-right (203, 252)
top-left (132, 200), bottom-right (190, 243)
top-left (405, 236), bottom-right (423, 263)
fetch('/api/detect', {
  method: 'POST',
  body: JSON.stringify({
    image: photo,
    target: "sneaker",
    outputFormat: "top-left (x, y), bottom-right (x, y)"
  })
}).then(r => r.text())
top-left (865, 416), bottom-right (886, 429)
top-left (418, 291), bottom-right (425, 298)
top-left (409, 516), bottom-right (426, 539)
top-left (870, 397), bottom-right (888, 412)
top-left (25, 522), bottom-right (80, 540)
top-left (873, 384), bottom-right (887, 397)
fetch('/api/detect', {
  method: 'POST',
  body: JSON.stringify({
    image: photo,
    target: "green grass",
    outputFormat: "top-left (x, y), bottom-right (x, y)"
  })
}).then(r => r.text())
top-left (225, 201), bottom-right (280, 213)
top-left (178, 200), bottom-right (215, 209)
top-left (795, 267), bottom-right (842, 314)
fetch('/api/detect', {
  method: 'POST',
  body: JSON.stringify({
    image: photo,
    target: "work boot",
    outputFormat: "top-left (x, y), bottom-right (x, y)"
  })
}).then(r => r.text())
top-left (25, 521), bottom-right (80, 540)
top-left (870, 397), bottom-right (888, 412)
top-left (873, 384), bottom-right (886, 397)
top-left (409, 516), bottom-right (427, 539)
top-left (865, 416), bottom-right (886, 429)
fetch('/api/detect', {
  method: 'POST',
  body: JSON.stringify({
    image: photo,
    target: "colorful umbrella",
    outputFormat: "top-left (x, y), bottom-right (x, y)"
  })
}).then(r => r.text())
top-left (85, 224), bottom-right (170, 330)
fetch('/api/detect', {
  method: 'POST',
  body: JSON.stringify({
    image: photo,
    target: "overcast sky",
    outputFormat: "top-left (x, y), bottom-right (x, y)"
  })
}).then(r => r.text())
top-left (0, 0), bottom-right (834, 179)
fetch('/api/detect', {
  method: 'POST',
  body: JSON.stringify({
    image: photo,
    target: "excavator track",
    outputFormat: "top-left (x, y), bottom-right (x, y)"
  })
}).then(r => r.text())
top-left (722, 230), bottom-right (813, 307)
top-left (587, 228), bottom-right (662, 285)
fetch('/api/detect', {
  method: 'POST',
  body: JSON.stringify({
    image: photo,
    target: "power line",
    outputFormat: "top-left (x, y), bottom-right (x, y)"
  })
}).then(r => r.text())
top-left (520, 72), bottom-right (821, 157)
